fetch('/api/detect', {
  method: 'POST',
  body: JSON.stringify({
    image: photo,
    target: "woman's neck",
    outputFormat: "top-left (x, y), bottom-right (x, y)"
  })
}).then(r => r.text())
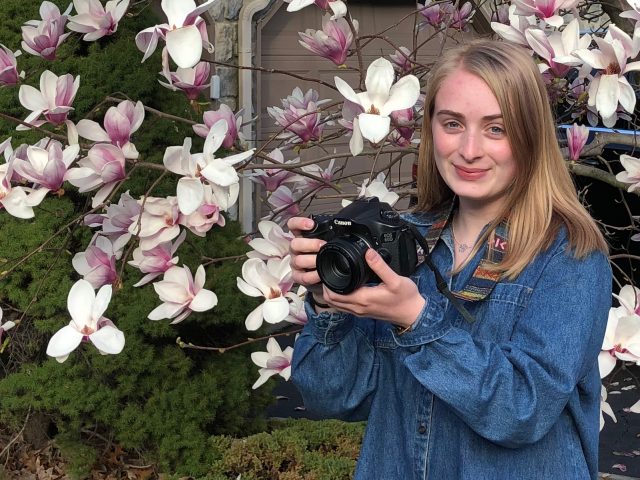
top-left (454, 199), bottom-right (504, 238)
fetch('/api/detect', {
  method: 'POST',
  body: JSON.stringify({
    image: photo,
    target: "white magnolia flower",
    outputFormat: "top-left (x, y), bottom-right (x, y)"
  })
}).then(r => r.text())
top-left (0, 306), bottom-right (16, 344)
top-left (342, 173), bottom-right (399, 208)
top-left (237, 257), bottom-right (294, 331)
top-left (250, 337), bottom-right (294, 389)
top-left (135, 0), bottom-right (218, 68)
top-left (148, 264), bottom-right (218, 324)
top-left (572, 24), bottom-right (640, 126)
top-left (600, 385), bottom-right (617, 431)
top-left (46, 280), bottom-right (125, 363)
top-left (285, 286), bottom-right (308, 325)
top-left (247, 220), bottom-right (295, 260)
top-left (0, 156), bottom-right (48, 219)
top-left (335, 58), bottom-right (420, 147)
top-left (490, 5), bottom-right (536, 47)
top-left (616, 154), bottom-right (640, 192)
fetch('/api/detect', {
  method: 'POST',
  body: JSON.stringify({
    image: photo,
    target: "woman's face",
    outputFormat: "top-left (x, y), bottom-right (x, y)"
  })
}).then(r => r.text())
top-left (431, 68), bottom-right (517, 214)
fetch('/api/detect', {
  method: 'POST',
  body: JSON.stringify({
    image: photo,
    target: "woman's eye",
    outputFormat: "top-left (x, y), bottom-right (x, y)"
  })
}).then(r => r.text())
top-left (444, 121), bottom-right (461, 129)
top-left (489, 125), bottom-right (505, 135)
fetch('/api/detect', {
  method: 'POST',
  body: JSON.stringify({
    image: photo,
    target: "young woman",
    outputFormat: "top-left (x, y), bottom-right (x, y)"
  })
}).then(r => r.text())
top-left (287, 40), bottom-right (611, 480)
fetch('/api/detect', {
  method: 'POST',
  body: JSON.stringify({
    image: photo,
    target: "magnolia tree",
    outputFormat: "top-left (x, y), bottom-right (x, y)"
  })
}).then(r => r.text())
top-left (1, 0), bottom-right (640, 438)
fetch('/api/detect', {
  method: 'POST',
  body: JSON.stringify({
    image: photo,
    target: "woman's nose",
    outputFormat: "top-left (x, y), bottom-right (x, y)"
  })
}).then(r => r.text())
top-left (458, 132), bottom-right (483, 162)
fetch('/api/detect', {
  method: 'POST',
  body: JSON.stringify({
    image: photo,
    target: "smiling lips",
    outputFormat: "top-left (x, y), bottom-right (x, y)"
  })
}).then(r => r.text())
top-left (454, 165), bottom-right (489, 180)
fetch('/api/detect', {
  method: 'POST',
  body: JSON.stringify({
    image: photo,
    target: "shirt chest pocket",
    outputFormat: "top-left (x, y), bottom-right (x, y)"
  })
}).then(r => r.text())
top-left (464, 282), bottom-right (533, 342)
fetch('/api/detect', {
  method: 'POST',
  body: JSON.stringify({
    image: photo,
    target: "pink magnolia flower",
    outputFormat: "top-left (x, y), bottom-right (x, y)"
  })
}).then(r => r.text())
top-left (247, 220), bottom-right (294, 260)
top-left (572, 25), bottom-right (640, 127)
top-left (0, 156), bottom-right (48, 219)
top-left (148, 264), bottom-right (218, 324)
top-left (159, 55), bottom-right (210, 100)
top-left (389, 47), bottom-right (413, 74)
top-left (129, 230), bottom-right (186, 286)
top-left (284, 286), bottom-right (308, 325)
top-left (163, 121), bottom-right (254, 215)
top-left (513, 0), bottom-right (579, 27)
top-left (76, 100), bottom-right (144, 157)
top-left (193, 104), bottom-right (244, 149)
top-left (444, 2), bottom-right (474, 30)
top-left (298, 14), bottom-right (357, 66)
top-left (86, 190), bottom-right (140, 253)
top-left (268, 185), bottom-right (302, 223)
top-left (13, 141), bottom-right (79, 191)
top-left (0, 44), bottom-right (25, 86)
top-left (72, 235), bottom-right (118, 289)
top-left (46, 280), bottom-right (125, 363)
top-left (21, 1), bottom-right (72, 61)
top-left (178, 183), bottom-right (231, 236)
top-left (418, 1), bottom-right (449, 28)
top-left (131, 196), bottom-right (181, 250)
top-left (64, 143), bottom-right (126, 207)
top-left (237, 257), bottom-right (294, 330)
top-left (67, 0), bottom-right (129, 41)
top-left (250, 148), bottom-right (301, 193)
top-left (296, 158), bottom-right (336, 192)
top-left (490, 5), bottom-right (536, 47)
top-left (390, 107), bottom-right (416, 147)
top-left (525, 20), bottom-right (591, 78)
top-left (18, 70), bottom-right (80, 130)
top-left (598, 285), bottom-right (640, 378)
top-left (135, 0), bottom-right (217, 68)
top-left (267, 87), bottom-right (329, 144)
top-left (566, 124), bottom-right (589, 161)
top-left (250, 337), bottom-right (294, 389)
top-left (616, 154), bottom-right (640, 192)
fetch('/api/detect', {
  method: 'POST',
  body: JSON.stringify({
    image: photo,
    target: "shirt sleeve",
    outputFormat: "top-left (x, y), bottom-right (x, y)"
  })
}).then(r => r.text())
top-left (399, 247), bottom-right (611, 448)
top-left (290, 296), bottom-right (379, 421)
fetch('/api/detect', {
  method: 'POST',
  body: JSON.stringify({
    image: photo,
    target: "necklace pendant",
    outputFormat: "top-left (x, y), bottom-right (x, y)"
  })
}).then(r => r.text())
top-left (458, 243), bottom-right (470, 254)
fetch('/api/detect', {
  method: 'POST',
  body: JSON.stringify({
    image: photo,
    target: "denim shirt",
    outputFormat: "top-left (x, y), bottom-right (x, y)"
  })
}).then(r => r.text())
top-left (291, 211), bottom-right (611, 480)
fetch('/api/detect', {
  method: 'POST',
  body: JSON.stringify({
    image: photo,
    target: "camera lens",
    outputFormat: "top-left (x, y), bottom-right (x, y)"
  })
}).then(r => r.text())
top-left (316, 237), bottom-right (371, 294)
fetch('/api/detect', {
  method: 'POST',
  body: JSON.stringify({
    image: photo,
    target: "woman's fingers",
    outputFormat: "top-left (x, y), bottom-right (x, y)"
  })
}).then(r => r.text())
top-left (287, 216), bottom-right (315, 236)
top-left (290, 237), bottom-right (325, 254)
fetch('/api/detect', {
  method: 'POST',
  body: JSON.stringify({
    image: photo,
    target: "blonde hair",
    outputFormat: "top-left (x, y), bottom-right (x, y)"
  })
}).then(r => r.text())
top-left (416, 40), bottom-right (607, 278)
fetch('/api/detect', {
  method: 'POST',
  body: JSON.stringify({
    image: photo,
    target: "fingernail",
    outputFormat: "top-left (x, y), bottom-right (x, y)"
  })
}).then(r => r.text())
top-left (305, 219), bottom-right (314, 229)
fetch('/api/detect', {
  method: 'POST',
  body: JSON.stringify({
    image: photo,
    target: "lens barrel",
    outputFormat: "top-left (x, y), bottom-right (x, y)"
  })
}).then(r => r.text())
top-left (316, 236), bottom-right (371, 294)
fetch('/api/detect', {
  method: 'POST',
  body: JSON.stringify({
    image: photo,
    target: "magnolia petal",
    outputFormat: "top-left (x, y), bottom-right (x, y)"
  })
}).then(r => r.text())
top-left (245, 304), bottom-right (264, 331)
top-left (203, 119), bottom-right (229, 158)
top-left (237, 277), bottom-right (262, 297)
top-left (350, 117), bottom-right (364, 156)
top-left (334, 76), bottom-right (362, 106)
top-left (67, 279), bottom-right (95, 328)
top-left (263, 296), bottom-right (290, 324)
top-left (91, 182), bottom-right (117, 208)
top-left (364, 58), bottom-right (394, 105)
top-left (380, 74), bottom-right (420, 116)
top-left (190, 288), bottom-right (217, 311)
top-left (176, 176), bottom-right (204, 215)
top-left (595, 74), bottom-right (620, 120)
top-left (598, 351), bottom-right (617, 379)
top-left (90, 324), bottom-right (125, 354)
top-left (76, 119), bottom-right (111, 142)
top-left (630, 398), bottom-right (640, 414)
top-left (18, 85), bottom-right (48, 111)
top-left (166, 25), bottom-right (202, 69)
top-left (93, 284), bottom-right (113, 320)
top-left (46, 325), bottom-right (84, 359)
top-left (618, 77), bottom-right (636, 114)
top-left (358, 113), bottom-right (391, 143)
top-left (200, 159), bottom-right (239, 187)
top-left (251, 369), bottom-right (276, 389)
top-left (148, 301), bottom-right (185, 320)
top-left (1, 189), bottom-right (35, 219)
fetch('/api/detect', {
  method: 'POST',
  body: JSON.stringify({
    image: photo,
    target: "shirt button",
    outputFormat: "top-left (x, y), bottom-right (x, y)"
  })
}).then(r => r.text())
top-left (418, 423), bottom-right (427, 434)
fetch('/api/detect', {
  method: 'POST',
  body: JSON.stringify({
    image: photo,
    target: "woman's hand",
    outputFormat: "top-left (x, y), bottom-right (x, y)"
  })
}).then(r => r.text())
top-left (287, 216), bottom-right (326, 292)
top-left (323, 248), bottom-right (426, 329)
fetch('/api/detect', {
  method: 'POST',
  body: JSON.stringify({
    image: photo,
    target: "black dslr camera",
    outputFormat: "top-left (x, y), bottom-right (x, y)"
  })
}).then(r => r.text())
top-left (302, 198), bottom-right (418, 294)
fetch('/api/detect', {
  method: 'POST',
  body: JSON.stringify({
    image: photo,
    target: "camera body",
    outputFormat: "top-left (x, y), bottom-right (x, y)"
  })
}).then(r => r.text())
top-left (302, 198), bottom-right (418, 294)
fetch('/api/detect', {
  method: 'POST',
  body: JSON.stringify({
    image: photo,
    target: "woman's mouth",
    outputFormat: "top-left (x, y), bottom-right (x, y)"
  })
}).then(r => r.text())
top-left (454, 165), bottom-right (488, 180)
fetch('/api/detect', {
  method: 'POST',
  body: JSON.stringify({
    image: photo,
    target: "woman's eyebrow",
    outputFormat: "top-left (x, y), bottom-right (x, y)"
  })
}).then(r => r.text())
top-left (435, 109), bottom-right (503, 121)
